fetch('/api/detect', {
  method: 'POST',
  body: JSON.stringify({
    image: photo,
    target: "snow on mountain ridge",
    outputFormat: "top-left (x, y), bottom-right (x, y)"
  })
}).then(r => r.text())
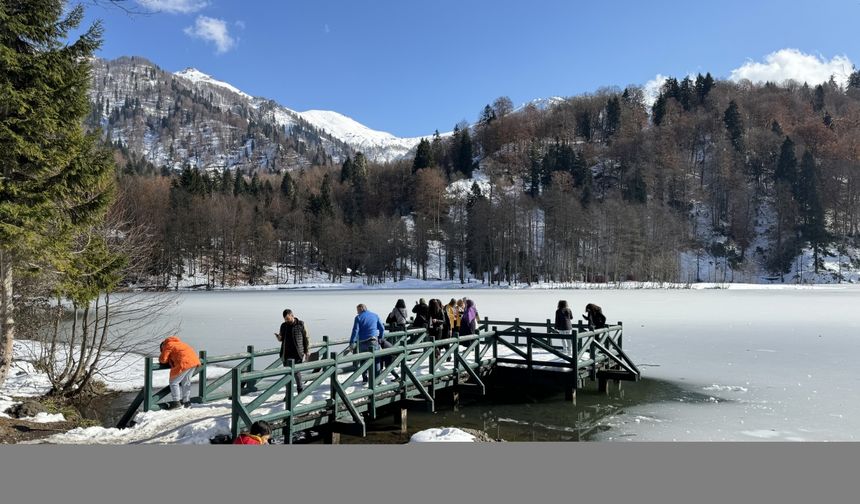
top-left (171, 68), bottom-right (430, 162)
top-left (297, 109), bottom-right (428, 162)
top-left (174, 67), bottom-right (253, 100)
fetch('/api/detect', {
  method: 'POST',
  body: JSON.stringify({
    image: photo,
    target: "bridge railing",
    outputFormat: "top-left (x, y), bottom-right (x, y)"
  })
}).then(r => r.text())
top-left (118, 319), bottom-right (635, 433)
top-left (116, 328), bottom-right (425, 428)
top-left (230, 330), bottom-right (498, 440)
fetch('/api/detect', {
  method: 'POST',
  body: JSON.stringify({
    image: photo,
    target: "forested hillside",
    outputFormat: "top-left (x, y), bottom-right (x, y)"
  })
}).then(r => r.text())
top-left (105, 68), bottom-right (860, 287)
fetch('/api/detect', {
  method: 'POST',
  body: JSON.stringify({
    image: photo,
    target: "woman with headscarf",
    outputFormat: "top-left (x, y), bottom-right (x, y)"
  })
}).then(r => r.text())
top-left (460, 299), bottom-right (479, 336)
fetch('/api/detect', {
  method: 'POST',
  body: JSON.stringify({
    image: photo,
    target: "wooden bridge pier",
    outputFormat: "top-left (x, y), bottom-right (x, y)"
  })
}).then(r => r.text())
top-left (117, 318), bottom-right (640, 443)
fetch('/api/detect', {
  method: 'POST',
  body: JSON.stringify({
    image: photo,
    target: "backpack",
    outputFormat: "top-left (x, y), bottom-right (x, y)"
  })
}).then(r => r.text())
top-left (209, 434), bottom-right (233, 444)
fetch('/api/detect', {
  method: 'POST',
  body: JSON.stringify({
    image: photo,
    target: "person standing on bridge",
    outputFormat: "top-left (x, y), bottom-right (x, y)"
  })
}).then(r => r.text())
top-left (460, 298), bottom-right (479, 336)
top-left (445, 298), bottom-right (461, 337)
top-left (583, 303), bottom-right (607, 331)
top-left (276, 309), bottom-right (309, 394)
top-left (555, 300), bottom-right (574, 354)
top-left (411, 298), bottom-right (430, 329)
top-left (349, 304), bottom-right (385, 383)
top-left (159, 335), bottom-right (201, 410)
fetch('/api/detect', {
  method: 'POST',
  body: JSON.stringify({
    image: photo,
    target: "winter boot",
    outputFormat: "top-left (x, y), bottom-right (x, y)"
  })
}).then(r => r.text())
top-left (163, 400), bottom-right (182, 410)
top-left (182, 401), bottom-right (192, 408)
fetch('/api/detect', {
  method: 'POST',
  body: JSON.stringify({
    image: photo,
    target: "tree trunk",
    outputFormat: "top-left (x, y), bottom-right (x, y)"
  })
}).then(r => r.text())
top-left (0, 249), bottom-right (14, 388)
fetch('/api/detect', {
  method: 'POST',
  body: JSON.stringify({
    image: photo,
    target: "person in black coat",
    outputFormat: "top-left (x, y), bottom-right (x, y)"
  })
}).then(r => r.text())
top-left (275, 308), bottom-right (309, 394)
top-left (555, 300), bottom-right (574, 354)
top-left (583, 303), bottom-right (607, 331)
top-left (411, 298), bottom-right (430, 329)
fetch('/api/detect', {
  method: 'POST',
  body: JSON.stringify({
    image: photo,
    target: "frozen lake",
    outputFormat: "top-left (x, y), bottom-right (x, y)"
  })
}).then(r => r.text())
top-left (124, 286), bottom-right (860, 441)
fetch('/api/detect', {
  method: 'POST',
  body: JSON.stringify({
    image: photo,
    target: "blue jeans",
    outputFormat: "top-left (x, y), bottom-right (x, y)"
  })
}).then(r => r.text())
top-left (358, 338), bottom-right (381, 382)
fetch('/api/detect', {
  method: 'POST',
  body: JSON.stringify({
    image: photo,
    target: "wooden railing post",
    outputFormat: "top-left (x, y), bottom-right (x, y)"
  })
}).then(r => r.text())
top-left (526, 328), bottom-right (533, 383)
top-left (285, 359), bottom-right (295, 444)
top-left (321, 335), bottom-right (329, 361)
top-left (331, 351), bottom-right (339, 424)
top-left (245, 345), bottom-right (256, 392)
top-left (231, 368), bottom-right (242, 438)
top-left (617, 321), bottom-right (623, 348)
top-left (143, 357), bottom-right (154, 412)
top-left (492, 327), bottom-right (498, 360)
top-left (197, 350), bottom-right (207, 403)
top-left (515, 317), bottom-right (520, 345)
top-left (428, 337), bottom-right (436, 399)
top-left (369, 347), bottom-right (377, 420)
top-left (546, 318), bottom-right (553, 348)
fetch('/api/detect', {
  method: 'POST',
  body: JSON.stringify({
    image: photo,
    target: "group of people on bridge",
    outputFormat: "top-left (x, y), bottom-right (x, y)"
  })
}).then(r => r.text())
top-left (154, 297), bottom-right (609, 442)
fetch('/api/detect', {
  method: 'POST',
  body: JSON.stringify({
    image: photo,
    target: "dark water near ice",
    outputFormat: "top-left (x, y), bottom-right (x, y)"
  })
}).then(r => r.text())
top-left (340, 377), bottom-right (718, 444)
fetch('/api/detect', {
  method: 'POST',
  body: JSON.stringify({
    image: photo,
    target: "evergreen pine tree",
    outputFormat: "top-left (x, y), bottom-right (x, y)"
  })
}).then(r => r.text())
top-left (340, 155), bottom-right (354, 183)
top-left (233, 169), bottom-right (245, 196)
top-left (812, 84), bottom-right (826, 112)
top-left (413, 138), bottom-right (433, 172)
top-left (849, 68), bottom-right (860, 90)
top-left (695, 72), bottom-right (715, 104)
top-left (455, 128), bottom-right (474, 177)
top-left (723, 100), bottom-right (745, 152)
top-left (1, 0), bottom-right (116, 386)
top-left (774, 137), bottom-right (798, 185)
top-left (652, 94), bottom-right (667, 126)
top-left (604, 96), bottom-right (621, 138)
top-left (280, 171), bottom-right (294, 199)
top-left (796, 151), bottom-right (826, 272)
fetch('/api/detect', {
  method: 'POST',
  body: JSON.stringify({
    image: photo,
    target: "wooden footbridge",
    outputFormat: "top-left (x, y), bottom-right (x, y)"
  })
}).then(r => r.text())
top-left (117, 318), bottom-right (640, 443)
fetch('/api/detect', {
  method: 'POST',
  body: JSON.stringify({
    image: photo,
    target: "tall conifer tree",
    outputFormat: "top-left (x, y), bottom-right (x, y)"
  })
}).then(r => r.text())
top-left (1, 1), bottom-right (116, 385)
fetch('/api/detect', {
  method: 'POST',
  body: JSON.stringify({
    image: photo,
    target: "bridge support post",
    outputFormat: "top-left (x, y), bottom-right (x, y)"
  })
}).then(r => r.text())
top-left (597, 377), bottom-right (609, 395)
top-left (395, 406), bottom-right (407, 435)
top-left (324, 428), bottom-right (341, 445)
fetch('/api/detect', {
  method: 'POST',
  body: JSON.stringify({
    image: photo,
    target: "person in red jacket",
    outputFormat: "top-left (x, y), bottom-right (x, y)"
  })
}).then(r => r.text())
top-left (158, 335), bottom-right (201, 410)
top-left (233, 421), bottom-right (272, 445)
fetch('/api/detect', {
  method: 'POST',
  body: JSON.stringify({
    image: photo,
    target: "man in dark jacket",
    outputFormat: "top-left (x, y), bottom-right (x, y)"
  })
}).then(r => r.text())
top-left (411, 298), bottom-right (429, 329)
top-left (275, 309), bottom-right (309, 394)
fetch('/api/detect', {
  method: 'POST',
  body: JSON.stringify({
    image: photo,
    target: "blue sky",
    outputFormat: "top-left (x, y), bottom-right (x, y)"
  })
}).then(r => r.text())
top-left (82, 0), bottom-right (859, 137)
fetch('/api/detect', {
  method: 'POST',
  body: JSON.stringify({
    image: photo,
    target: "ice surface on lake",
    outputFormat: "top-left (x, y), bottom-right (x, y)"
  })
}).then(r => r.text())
top-left (132, 286), bottom-right (859, 441)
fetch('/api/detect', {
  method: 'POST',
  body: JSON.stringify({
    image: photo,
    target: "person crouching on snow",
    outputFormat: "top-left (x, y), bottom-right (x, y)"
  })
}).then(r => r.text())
top-left (233, 420), bottom-right (272, 445)
top-left (159, 335), bottom-right (201, 410)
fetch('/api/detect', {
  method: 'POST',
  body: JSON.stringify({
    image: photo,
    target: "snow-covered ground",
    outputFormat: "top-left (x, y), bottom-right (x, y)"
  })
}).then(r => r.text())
top-left (410, 427), bottom-right (476, 442)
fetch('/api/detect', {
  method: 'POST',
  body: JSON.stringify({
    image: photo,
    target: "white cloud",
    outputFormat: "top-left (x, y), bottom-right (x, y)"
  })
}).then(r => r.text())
top-left (643, 74), bottom-right (668, 107)
top-left (184, 16), bottom-right (236, 54)
top-left (136, 0), bottom-right (208, 14)
top-left (729, 49), bottom-right (854, 87)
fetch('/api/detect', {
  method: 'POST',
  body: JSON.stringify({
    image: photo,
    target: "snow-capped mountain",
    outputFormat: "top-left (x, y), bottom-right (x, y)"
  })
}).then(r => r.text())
top-left (297, 109), bottom-right (428, 163)
top-left (170, 68), bottom-right (435, 162)
top-left (174, 67), bottom-right (254, 101)
top-left (89, 57), bottom-right (429, 172)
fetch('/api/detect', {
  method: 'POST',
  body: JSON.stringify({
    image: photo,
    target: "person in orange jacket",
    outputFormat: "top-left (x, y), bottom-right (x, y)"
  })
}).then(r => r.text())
top-left (233, 421), bottom-right (272, 445)
top-left (159, 335), bottom-right (201, 410)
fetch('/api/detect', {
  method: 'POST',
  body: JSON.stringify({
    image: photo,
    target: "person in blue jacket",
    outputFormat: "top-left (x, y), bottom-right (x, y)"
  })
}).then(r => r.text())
top-left (349, 304), bottom-right (385, 382)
